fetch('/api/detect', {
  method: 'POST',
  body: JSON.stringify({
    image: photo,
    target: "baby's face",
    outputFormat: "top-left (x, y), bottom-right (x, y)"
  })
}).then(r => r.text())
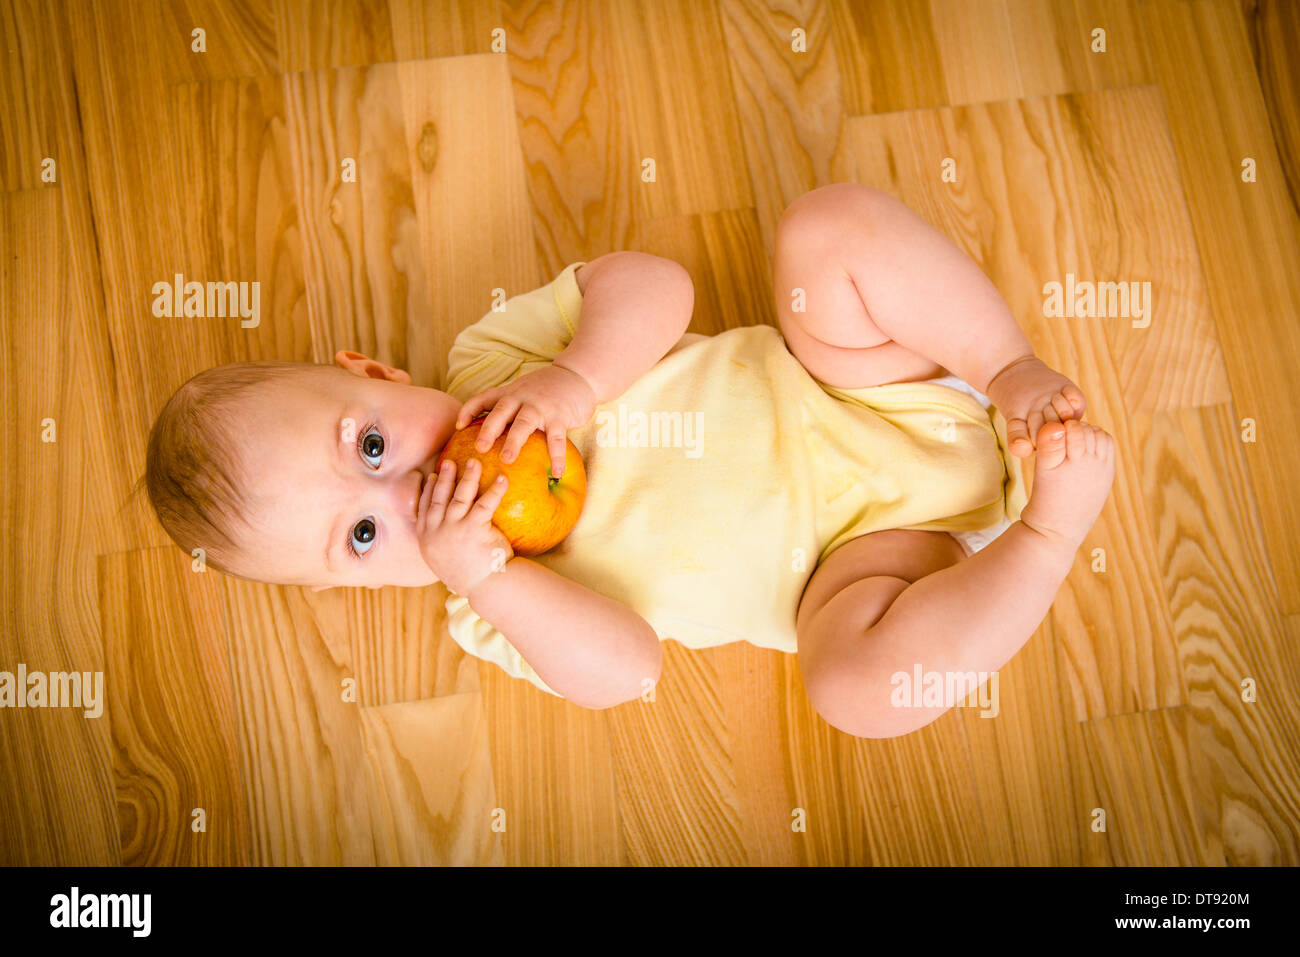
top-left (234, 352), bottom-right (462, 589)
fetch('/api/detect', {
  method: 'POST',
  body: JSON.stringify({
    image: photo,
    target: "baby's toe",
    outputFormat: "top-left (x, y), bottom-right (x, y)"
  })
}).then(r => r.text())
top-left (1034, 420), bottom-right (1068, 469)
top-left (1066, 421), bottom-right (1086, 462)
top-left (1084, 422), bottom-right (1097, 455)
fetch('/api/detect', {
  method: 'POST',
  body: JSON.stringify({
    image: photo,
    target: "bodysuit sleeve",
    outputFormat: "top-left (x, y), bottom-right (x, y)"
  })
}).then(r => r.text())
top-left (443, 590), bottom-right (565, 698)
top-left (442, 261), bottom-right (587, 401)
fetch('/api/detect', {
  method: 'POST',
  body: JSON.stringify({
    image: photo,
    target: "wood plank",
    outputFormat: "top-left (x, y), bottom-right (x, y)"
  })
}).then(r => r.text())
top-left (929, 0), bottom-right (1023, 105)
top-left (386, 0), bottom-right (499, 60)
top-left (1242, 0), bottom-right (1300, 222)
top-left (716, 0), bottom-right (855, 252)
top-left (1006, 0), bottom-right (1151, 97)
top-left (958, 629), bottom-right (1106, 865)
top-left (712, 643), bottom-right (800, 864)
top-left (302, 586), bottom-right (481, 707)
top-left (478, 662), bottom-right (625, 866)
top-left (1057, 86), bottom-right (1231, 412)
top-left (1143, 0), bottom-right (1300, 610)
top-left (67, 0), bottom-right (247, 555)
top-left (0, 0), bottom-right (63, 191)
top-left (359, 693), bottom-right (501, 865)
top-left (396, 55), bottom-right (539, 389)
top-left (723, 643), bottom-right (993, 866)
top-left (1131, 404), bottom-right (1300, 863)
top-left (632, 206), bottom-right (774, 336)
top-left (282, 62), bottom-right (434, 375)
top-left (158, 0), bottom-right (279, 83)
top-left (100, 548), bottom-right (249, 865)
top-left (1079, 706), bottom-right (1223, 864)
top-left (222, 577), bottom-right (380, 864)
top-left (171, 74), bottom-right (313, 363)
top-left (274, 0), bottom-right (395, 73)
top-left (829, 0), bottom-right (949, 114)
top-left (0, 190), bottom-right (119, 865)
top-left (0, 0), bottom-right (145, 563)
top-left (835, 711), bottom-right (991, 864)
top-left (494, 0), bottom-right (623, 273)
top-left (607, 0), bottom-right (753, 219)
top-left (607, 641), bottom-right (746, 865)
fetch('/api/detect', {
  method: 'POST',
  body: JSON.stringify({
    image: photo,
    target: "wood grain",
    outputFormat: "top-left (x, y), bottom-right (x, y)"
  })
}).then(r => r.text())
top-left (3, 0), bottom-right (1298, 867)
top-left (100, 548), bottom-right (248, 865)
top-left (1143, 0), bottom-right (1300, 609)
top-left (1079, 706), bottom-right (1223, 865)
top-left (1130, 404), bottom-right (1300, 863)
top-left (0, 190), bottom-right (119, 865)
top-left (1243, 0), bottom-right (1300, 224)
top-left (359, 694), bottom-right (502, 865)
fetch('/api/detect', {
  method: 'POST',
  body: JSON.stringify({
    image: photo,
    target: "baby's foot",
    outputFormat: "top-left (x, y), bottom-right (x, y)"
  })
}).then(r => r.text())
top-left (985, 355), bottom-right (1088, 458)
top-left (1019, 419), bottom-right (1115, 549)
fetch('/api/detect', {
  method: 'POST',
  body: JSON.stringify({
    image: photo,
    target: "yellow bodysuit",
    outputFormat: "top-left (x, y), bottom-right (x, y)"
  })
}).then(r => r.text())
top-left (441, 261), bottom-right (1028, 697)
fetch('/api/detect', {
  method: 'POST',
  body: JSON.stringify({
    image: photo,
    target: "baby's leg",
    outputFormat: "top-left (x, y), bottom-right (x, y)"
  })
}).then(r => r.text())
top-left (797, 419), bottom-right (1114, 739)
top-left (774, 183), bottom-right (1085, 455)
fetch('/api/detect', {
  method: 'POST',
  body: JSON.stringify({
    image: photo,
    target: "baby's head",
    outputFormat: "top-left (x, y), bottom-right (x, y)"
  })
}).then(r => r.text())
top-left (144, 350), bottom-right (461, 589)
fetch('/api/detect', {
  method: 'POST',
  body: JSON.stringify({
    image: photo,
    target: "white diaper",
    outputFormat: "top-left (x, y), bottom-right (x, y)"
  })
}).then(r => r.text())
top-left (922, 374), bottom-right (1014, 557)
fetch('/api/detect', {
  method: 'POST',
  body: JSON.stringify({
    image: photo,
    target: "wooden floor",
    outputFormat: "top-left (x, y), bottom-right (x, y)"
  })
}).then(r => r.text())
top-left (2, 0), bottom-right (1298, 865)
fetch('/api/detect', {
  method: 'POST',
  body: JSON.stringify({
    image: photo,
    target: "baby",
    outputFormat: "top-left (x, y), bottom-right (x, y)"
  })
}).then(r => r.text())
top-left (144, 184), bottom-right (1114, 736)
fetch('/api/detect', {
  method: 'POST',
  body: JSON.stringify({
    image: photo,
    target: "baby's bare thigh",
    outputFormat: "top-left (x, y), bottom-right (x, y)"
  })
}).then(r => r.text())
top-left (773, 189), bottom-right (946, 389)
top-left (795, 528), bottom-right (966, 635)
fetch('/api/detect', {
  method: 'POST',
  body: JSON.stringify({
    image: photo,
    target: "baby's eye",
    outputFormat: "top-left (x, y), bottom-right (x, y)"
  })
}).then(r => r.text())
top-left (349, 517), bottom-right (377, 556)
top-left (359, 426), bottom-right (385, 468)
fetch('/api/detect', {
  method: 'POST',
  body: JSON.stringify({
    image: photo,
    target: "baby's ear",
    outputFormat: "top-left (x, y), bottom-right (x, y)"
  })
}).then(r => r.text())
top-left (334, 350), bottom-right (412, 385)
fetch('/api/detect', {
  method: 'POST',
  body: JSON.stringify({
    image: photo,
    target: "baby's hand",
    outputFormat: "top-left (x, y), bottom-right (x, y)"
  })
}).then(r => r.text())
top-left (416, 458), bottom-right (514, 596)
top-left (454, 361), bottom-right (597, 478)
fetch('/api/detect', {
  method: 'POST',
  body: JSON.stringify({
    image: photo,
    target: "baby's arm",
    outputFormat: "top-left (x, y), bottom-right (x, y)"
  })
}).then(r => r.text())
top-left (554, 251), bottom-right (695, 405)
top-left (461, 251), bottom-right (696, 474)
top-left (418, 458), bottom-right (662, 709)
top-left (465, 555), bottom-right (662, 708)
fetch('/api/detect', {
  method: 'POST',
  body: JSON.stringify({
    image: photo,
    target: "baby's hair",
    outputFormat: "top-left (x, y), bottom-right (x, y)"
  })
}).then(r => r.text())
top-left (141, 360), bottom-right (329, 578)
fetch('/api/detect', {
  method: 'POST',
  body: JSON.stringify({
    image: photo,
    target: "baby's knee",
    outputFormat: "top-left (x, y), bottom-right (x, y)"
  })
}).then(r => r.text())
top-left (798, 575), bottom-right (912, 734)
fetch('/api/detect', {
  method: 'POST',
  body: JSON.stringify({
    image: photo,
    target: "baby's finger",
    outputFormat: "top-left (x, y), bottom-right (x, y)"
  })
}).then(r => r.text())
top-left (1049, 392), bottom-right (1076, 422)
top-left (500, 408), bottom-right (541, 464)
top-left (1026, 406), bottom-right (1045, 451)
top-left (1063, 383), bottom-right (1087, 417)
top-left (456, 390), bottom-right (499, 429)
top-left (472, 474), bottom-right (510, 520)
top-left (546, 425), bottom-right (567, 479)
top-left (445, 459), bottom-right (482, 522)
top-left (419, 460), bottom-right (455, 531)
top-left (477, 397), bottom-right (521, 452)
top-left (1006, 417), bottom-right (1032, 458)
